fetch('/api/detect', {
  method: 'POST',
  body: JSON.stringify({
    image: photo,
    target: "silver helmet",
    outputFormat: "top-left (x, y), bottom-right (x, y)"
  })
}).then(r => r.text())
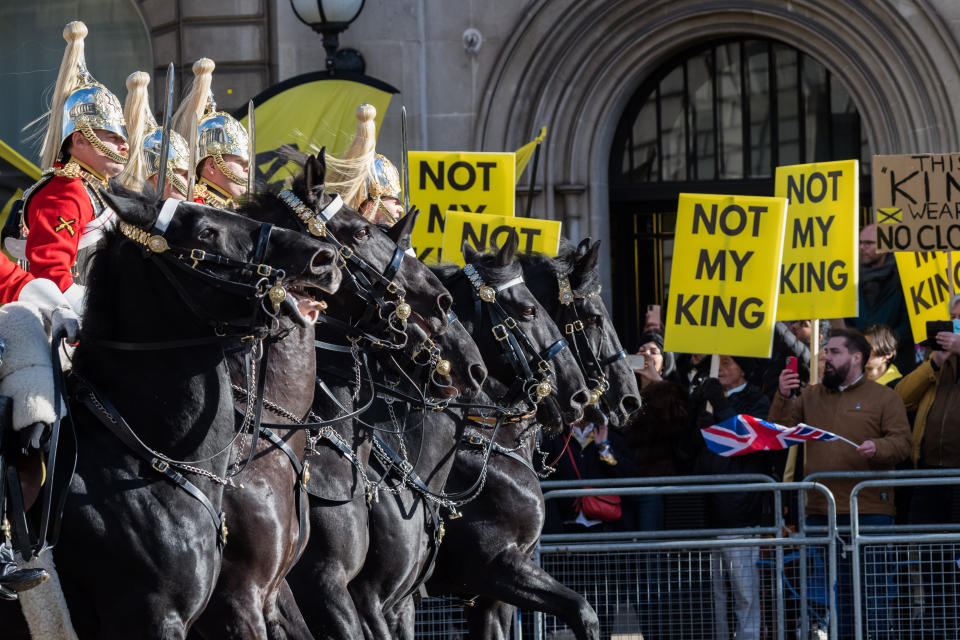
top-left (197, 104), bottom-right (249, 187)
top-left (143, 127), bottom-right (191, 195)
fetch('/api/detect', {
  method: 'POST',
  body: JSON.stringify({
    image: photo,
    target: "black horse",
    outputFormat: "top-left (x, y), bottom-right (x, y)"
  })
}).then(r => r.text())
top-left (188, 152), bottom-right (475, 640)
top-left (351, 233), bottom-right (593, 638)
top-left (15, 188), bottom-right (341, 639)
top-left (245, 153), bottom-right (481, 640)
top-left (422, 239), bottom-right (641, 640)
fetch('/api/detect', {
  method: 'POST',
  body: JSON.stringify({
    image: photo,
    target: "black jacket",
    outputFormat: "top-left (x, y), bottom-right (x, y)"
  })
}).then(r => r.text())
top-left (539, 427), bottom-right (637, 533)
top-left (692, 380), bottom-right (783, 528)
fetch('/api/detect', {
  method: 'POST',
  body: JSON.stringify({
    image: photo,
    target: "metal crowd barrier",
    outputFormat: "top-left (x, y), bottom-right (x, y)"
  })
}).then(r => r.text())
top-left (415, 475), bottom-right (839, 640)
top-left (802, 469), bottom-right (960, 640)
top-left (414, 471), bottom-right (960, 639)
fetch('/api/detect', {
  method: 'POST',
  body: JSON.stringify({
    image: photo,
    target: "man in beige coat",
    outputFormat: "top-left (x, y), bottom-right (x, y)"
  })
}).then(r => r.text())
top-left (769, 328), bottom-right (910, 639)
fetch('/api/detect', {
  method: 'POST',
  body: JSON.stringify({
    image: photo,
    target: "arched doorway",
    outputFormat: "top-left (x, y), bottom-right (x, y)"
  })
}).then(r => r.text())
top-left (608, 37), bottom-right (870, 351)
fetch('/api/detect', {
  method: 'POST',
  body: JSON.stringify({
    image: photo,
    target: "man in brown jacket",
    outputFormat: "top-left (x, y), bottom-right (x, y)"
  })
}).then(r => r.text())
top-left (770, 329), bottom-right (910, 639)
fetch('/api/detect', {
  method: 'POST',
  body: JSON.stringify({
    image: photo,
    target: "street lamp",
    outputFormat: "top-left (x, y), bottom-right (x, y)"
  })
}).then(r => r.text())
top-left (290, 0), bottom-right (366, 74)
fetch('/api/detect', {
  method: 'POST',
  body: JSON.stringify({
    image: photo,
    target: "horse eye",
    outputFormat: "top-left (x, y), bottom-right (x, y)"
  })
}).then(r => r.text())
top-left (587, 314), bottom-right (602, 326)
top-left (354, 227), bottom-right (369, 240)
top-left (198, 228), bottom-right (216, 241)
top-left (522, 307), bottom-right (537, 318)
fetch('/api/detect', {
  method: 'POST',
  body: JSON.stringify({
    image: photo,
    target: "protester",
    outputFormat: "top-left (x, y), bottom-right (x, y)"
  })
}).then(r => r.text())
top-left (693, 355), bottom-right (775, 640)
top-left (626, 331), bottom-right (695, 530)
top-left (896, 294), bottom-right (960, 522)
top-left (893, 294), bottom-right (960, 634)
top-left (769, 329), bottom-right (910, 639)
top-left (848, 224), bottom-right (915, 375)
top-left (863, 324), bottom-right (902, 387)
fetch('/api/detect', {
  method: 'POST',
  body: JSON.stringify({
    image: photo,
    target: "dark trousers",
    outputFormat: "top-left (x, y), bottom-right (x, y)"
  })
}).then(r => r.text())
top-left (807, 514), bottom-right (895, 640)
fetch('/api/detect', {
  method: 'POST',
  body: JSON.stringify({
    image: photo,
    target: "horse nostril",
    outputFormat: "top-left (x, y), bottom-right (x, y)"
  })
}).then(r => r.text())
top-left (571, 389), bottom-right (590, 409)
top-left (437, 293), bottom-right (453, 313)
top-left (469, 363), bottom-right (487, 388)
top-left (310, 247), bottom-right (335, 272)
top-left (622, 394), bottom-right (641, 415)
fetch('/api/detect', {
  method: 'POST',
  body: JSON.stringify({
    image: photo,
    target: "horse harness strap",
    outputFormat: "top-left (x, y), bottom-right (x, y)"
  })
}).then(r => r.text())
top-left (256, 426), bottom-right (309, 567)
top-left (461, 429), bottom-right (537, 476)
top-left (370, 434), bottom-right (445, 600)
top-left (74, 380), bottom-right (228, 547)
top-left (460, 264), bottom-right (567, 406)
top-left (278, 189), bottom-right (412, 341)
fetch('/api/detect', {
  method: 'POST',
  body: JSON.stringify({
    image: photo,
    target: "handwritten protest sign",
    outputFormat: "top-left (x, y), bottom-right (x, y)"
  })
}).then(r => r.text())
top-left (894, 250), bottom-right (960, 340)
top-left (873, 154), bottom-right (960, 252)
top-left (774, 160), bottom-right (859, 320)
top-left (408, 151), bottom-right (515, 263)
top-left (664, 193), bottom-right (788, 358)
top-left (440, 211), bottom-right (561, 266)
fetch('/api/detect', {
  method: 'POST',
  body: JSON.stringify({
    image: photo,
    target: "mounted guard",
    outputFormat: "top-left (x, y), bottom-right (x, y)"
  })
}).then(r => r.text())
top-left (173, 58), bottom-right (249, 209)
top-left (326, 103), bottom-right (404, 226)
top-left (117, 71), bottom-right (191, 200)
top-left (5, 21), bottom-right (128, 315)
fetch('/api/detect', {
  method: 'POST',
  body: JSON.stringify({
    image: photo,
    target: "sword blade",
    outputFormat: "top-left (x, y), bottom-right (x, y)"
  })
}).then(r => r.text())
top-left (155, 62), bottom-right (175, 198)
top-left (185, 106), bottom-right (199, 201)
top-left (247, 100), bottom-right (256, 197)
top-left (400, 105), bottom-right (410, 212)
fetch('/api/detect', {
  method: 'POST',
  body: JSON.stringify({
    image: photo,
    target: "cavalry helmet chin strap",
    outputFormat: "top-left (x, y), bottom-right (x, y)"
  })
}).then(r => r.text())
top-left (461, 263), bottom-right (567, 407)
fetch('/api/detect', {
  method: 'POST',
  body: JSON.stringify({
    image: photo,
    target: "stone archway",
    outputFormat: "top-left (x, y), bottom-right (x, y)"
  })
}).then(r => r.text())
top-left (475, 0), bottom-right (960, 292)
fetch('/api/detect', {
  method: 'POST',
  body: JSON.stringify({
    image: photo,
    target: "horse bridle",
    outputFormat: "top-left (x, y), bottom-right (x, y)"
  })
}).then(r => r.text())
top-left (556, 273), bottom-right (627, 405)
top-left (117, 198), bottom-right (290, 337)
top-left (461, 263), bottom-right (568, 407)
top-left (74, 199), bottom-right (310, 548)
top-left (278, 190), bottom-right (417, 347)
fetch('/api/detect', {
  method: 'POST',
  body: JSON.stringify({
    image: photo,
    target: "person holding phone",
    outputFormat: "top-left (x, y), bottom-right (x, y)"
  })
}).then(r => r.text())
top-left (895, 294), bottom-right (960, 632)
top-left (771, 329), bottom-right (910, 639)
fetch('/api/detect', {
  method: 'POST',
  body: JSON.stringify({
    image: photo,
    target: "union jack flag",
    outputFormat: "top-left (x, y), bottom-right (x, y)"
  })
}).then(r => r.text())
top-left (701, 414), bottom-right (841, 457)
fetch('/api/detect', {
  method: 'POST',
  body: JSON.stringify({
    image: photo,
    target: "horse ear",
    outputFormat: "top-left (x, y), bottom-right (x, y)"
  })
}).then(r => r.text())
top-left (578, 239), bottom-right (601, 272)
top-left (386, 207), bottom-right (419, 249)
top-left (494, 230), bottom-right (519, 267)
top-left (303, 151), bottom-right (326, 206)
top-left (101, 186), bottom-right (158, 229)
top-left (576, 237), bottom-right (592, 257)
top-left (462, 241), bottom-right (479, 264)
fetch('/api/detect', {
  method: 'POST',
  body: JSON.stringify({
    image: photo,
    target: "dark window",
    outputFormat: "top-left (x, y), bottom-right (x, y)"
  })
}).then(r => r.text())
top-left (609, 37), bottom-right (870, 351)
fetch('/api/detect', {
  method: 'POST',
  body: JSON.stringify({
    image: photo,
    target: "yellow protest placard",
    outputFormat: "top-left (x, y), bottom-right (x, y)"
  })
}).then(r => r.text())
top-left (895, 251), bottom-right (960, 340)
top-left (774, 160), bottom-right (859, 320)
top-left (408, 151), bottom-right (515, 263)
top-left (664, 193), bottom-right (788, 358)
top-left (440, 211), bottom-right (561, 266)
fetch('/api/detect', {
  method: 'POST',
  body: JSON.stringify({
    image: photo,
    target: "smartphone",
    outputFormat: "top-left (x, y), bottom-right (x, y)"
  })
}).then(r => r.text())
top-left (626, 354), bottom-right (645, 371)
top-left (927, 320), bottom-right (954, 349)
top-left (785, 356), bottom-right (798, 375)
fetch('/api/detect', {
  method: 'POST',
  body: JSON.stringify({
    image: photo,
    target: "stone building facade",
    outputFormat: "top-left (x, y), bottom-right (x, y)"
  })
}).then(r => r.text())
top-left (14, 0), bottom-right (960, 342)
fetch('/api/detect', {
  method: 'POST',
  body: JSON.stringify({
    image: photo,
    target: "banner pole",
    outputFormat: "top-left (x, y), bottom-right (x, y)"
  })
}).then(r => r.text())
top-left (949, 253), bottom-right (956, 300)
top-left (810, 319), bottom-right (820, 386)
top-left (706, 354), bottom-right (720, 414)
top-left (524, 134), bottom-right (542, 218)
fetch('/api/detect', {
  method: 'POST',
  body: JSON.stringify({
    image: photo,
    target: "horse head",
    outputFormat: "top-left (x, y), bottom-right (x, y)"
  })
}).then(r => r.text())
top-left (566, 238), bottom-right (641, 428)
top-left (97, 184), bottom-right (341, 334)
top-left (241, 152), bottom-right (489, 398)
top-left (520, 239), bottom-right (641, 429)
top-left (438, 233), bottom-right (590, 428)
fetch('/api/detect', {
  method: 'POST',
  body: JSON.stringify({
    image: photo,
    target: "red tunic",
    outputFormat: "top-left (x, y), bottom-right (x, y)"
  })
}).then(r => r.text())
top-left (24, 171), bottom-right (96, 293)
top-left (0, 253), bottom-right (33, 304)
